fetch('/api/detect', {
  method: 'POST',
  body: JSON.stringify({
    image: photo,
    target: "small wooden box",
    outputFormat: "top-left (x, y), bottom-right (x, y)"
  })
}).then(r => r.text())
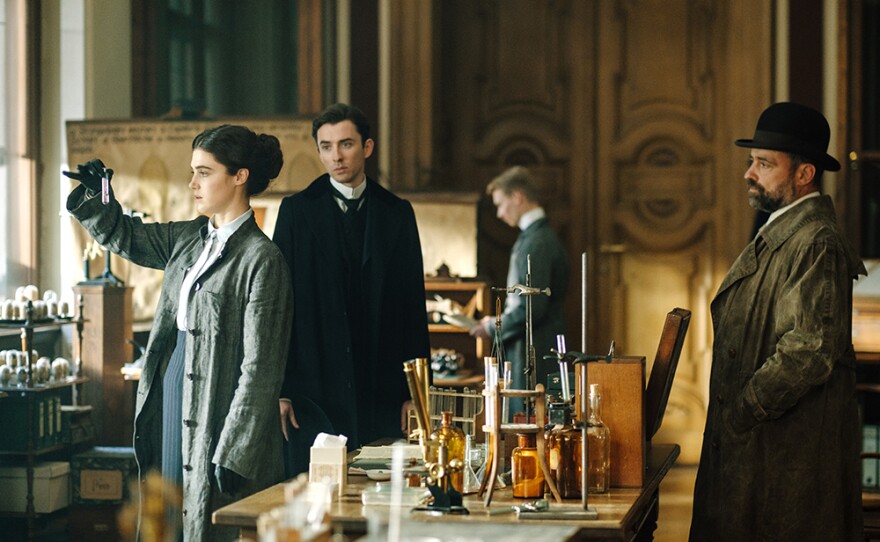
top-left (68, 503), bottom-right (122, 542)
top-left (72, 446), bottom-right (137, 505)
top-left (577, 356), bottom-right (646, 488)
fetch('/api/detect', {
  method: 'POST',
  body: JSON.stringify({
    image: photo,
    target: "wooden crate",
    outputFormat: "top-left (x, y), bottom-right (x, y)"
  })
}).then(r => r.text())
top-left (68, 503), bottom-right (122, 542)
top-left (576, 356), bottom-right (646, 488)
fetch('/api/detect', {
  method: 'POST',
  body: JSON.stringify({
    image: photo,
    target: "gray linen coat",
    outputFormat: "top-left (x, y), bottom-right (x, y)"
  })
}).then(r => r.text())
top-left (68, 185), bottom-right (292, 541)
top-left (690, 195), bottom-right (865, 541)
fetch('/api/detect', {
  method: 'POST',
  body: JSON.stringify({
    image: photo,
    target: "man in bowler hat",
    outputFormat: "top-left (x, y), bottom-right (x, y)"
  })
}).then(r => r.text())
top-left (689, 103), bottom-right (865, 541)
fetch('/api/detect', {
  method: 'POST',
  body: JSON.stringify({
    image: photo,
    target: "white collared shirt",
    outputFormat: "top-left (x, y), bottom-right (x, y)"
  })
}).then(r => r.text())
top-left (518, 206), bottom-right (546, 231)
top-left (330, 176), bottom-right (367, 213)
top-left (176, 209), bottom-right (254, 330)
top-left (762, 191), bottom-right (821, 230)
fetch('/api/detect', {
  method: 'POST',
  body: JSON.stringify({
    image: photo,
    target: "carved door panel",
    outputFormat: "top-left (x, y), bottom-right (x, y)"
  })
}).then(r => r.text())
top-left (592, 1), bottom-right (771, 462)
top-left (436, 0), bottom-right (595, 351)
top-left (434, 0), bottom-right (771, 463)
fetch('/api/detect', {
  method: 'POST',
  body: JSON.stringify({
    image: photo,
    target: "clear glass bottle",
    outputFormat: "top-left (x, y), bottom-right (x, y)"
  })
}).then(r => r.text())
top-left (511, 433), bottom-right (544, 498)
top-left (462, 433), bottom-right (485, 494)
top-left (429, 411), bottom-right (466, 493)
top-left (587, 383), bottom-right (610, 494)
top-left (545, 402), bottom-right (582, 499)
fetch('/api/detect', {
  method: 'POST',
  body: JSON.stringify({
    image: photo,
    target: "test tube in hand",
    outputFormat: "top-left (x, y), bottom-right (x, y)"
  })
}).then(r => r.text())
top-left (101, 170), bottom-right (110, 205)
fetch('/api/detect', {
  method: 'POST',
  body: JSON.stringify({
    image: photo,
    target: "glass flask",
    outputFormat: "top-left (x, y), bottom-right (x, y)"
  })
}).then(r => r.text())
top-left (462, 433), bottom-right (485, 494)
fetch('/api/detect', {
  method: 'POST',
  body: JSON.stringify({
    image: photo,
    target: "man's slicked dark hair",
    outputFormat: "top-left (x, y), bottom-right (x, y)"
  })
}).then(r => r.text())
top-left (312, 103), bottom-right (371, 144)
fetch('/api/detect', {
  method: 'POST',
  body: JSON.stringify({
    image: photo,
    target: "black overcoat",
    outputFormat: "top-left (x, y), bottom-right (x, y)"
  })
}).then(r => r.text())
top-left (273, 175), bottom-right (430, 453)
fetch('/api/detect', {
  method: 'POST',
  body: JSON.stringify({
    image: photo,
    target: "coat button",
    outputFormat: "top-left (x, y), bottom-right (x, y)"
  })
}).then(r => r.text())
top-left (189, 328), bottom-right (199, 336)
top-left (716, 394), bottom-right (724, 404)
top-left (711, 440), bottom-right (719, 449)
top-left (728, 348), bottom-right (736, 358)
top-left (195, 282), bottom-right (201, 292)
top-left (183, 509), bottom-right (187, 517)
top-left (184, 464), bottom-right (193, 471)
top-left (186, 373), bottom-right (194, 381)
top-left (184, 419), bottom-right (195, 427)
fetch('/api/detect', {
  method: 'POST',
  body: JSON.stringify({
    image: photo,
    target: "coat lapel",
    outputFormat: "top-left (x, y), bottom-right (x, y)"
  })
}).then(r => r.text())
top-left (714, 196), bottom-right (854, 302)
top-left (362, 179), bottom-right (396, 269)
top-left (714, 237), bottom-right (760, 298)
top-left (179, 224), bottom-right (210, 271)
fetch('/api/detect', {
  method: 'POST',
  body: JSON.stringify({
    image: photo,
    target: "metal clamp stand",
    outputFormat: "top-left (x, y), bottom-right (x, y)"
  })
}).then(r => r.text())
top-left (478, 381), bottom-right (561, 506)
top-left (514, 346), bottom-right (609, 520)
top-left (491, 254), bottom-right (551, 422)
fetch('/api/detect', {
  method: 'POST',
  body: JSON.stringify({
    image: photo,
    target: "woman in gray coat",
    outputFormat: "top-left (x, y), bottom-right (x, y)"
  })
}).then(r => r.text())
top-left (65, 125), bottom-right (293, 541)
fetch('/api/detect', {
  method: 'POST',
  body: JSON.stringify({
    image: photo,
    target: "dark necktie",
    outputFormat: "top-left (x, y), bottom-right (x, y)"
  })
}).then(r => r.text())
top-left (331, 187), bottom-right (362, 216)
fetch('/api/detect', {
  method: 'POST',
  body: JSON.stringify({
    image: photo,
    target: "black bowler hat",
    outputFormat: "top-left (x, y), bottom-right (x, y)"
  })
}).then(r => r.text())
top-left (735, 102), bottom-right (840, 171)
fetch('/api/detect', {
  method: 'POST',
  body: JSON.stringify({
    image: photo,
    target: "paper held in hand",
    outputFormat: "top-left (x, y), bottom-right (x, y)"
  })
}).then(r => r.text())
top-left (443, 313), bottom-right (479, 330)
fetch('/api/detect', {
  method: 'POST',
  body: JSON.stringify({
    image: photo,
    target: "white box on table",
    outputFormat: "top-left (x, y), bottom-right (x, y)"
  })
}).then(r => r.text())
top-left (309, 445), bottom-right (347, 497)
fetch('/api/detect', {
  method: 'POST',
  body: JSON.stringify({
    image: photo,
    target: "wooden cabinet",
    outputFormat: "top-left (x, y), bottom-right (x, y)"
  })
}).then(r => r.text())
top-left (425, 279), bottom-right (491, 385)
top-left (73, 286), bottom-right (133, 447)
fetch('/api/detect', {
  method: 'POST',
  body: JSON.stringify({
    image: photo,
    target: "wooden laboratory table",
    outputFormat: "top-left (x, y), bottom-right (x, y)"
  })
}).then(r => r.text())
top-left (213, 443), bottom-right (680, 541)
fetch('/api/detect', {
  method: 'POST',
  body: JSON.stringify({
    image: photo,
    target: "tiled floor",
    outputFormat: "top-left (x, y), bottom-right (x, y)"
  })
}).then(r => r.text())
top-left (654, 464), bottom-right (698, 542)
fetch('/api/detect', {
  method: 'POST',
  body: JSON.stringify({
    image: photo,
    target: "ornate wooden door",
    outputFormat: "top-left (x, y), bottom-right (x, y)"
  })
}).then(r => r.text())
top-left (423, 0), bottom-right (772, 462)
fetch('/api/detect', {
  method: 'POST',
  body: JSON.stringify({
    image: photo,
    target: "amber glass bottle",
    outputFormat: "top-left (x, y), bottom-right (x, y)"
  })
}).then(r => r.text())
top-left (429, 411), bottom-right (466, 492)
top-left (545, 402), bottom-right (583, 499)
top-left (511, 433), bottom-right (544, 498)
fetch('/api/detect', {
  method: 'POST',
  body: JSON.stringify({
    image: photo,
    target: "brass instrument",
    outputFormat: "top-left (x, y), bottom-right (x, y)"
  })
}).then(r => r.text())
top-left (403, 359), bottom-right (469, 514)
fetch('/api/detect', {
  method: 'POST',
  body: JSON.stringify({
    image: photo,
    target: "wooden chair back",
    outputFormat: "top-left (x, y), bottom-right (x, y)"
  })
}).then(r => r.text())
top-left (644, 308), bottom-right (691, 440)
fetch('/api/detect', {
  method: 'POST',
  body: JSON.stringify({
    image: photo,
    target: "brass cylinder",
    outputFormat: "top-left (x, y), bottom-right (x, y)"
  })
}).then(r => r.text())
top-left (414, 357), bottom-right (431, 414)
top-left (403, 361), bottom-right (431, 439)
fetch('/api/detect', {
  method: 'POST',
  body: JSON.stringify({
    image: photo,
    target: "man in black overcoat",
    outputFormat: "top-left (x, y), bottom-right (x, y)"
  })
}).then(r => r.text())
top-left (274, 103), bottom-right (430, 475)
